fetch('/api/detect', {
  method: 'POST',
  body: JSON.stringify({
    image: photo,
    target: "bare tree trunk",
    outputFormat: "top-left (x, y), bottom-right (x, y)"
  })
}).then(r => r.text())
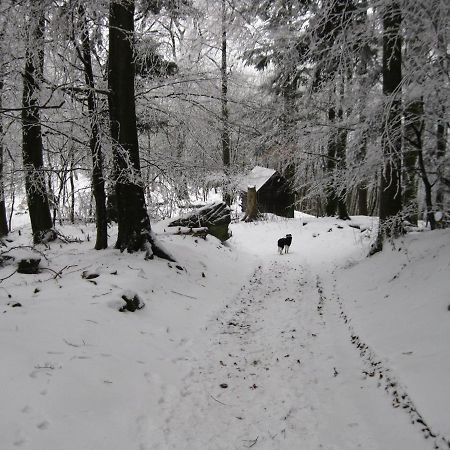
top-left (320, 1), bottom-right (354, 220)
top-left (78, 4), bottom-right (108, 249)
top-left (108, 0), bottom-right (173, 260)
top-left (372, 1), bottom-right (403, 254)
top-left (22, 8), bottom-right (55, 244)
top-left (221, 0), bottom-right (231, 205)
top-left (403, 100), bottom-right (422, 225)
top-left (403, 103), bottom-right (436, 230)
top-left (325, 107), bottom-right (338, 216)
top-left (336, 104), bottom-right (350, 220)
top-left (356, 132), bottom-right (368, 215)
top-left (69, 155), bottom-right (75, 224)
top-left (357, 185), bottom-right (368, 215)
top-left (0, 44), bottom-right (8, 236)
top-left (435, 107), bottom-right (447, 211)
top-left (417, 145), bottom-right (436, 230)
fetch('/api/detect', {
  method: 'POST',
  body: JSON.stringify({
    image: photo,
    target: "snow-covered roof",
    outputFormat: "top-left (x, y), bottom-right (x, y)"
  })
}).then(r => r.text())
top-left (239, 166), bottom-right (277, 192)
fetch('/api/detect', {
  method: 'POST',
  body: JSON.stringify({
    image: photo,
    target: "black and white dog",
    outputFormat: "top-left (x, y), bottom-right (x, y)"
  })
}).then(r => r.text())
top-left (277, 233), bottom-right (292, 254)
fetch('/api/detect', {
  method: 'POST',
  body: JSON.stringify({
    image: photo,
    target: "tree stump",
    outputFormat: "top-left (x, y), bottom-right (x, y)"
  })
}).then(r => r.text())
top-left (168, 202), bottom-right (231, 241)
top-left (242, 186), bottom-right (258, 222)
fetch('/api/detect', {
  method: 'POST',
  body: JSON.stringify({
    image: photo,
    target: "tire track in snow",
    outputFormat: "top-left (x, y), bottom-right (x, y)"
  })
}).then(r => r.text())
top-left (147, 257), bottom-right (431, 450)
top-left (320, 275), bottom-right (450, 450)
top-left (155, 259), bottom-right (324, 450)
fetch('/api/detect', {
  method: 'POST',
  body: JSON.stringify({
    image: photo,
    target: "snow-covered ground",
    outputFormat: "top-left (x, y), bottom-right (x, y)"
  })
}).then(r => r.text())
top-left (1, 213), bottom-right (449, 449)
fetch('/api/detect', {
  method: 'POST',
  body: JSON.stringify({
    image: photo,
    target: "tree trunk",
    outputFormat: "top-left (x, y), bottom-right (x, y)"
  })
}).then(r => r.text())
top-left (355, 4), bottom-right (370, 217)
top-left (372, 2), bottom-right (403, 253)
top-left (69, 156), bottom-right (75, 224)
top-left (22, 9), bottom-right (55, 244)
top-left (79, 4), bottom-right (108, 249)
top-left (325, 105), bottom-right (349, 218)
top-left (405, 108), bottom-right (436, 230)
top-left (435, 107), bottom-right (447, 211)
top-left (108, 0), bottom-right (172, 260)
top-left (356, 127), bottom-right (368, 216)
top-left (221, 0), bottom-right (231, 205)
top-left (417, 145), bottom-right (436, 230)
top-left (321, 1), bottom-right (353, 220)
top-left (0, 40), bottom-right (8, 237)
top-left (357, 185), bottom-right (368, 216)
top-left (325, 107), bottom-right (337, 216)
top-left (403, 99), bottom-right (422, 225)
top-left (336, 103), bottom-right (350, 220)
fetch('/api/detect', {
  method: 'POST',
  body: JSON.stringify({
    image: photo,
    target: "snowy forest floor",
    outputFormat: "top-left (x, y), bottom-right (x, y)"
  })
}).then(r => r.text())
top-left (1, 214), bottom-right (449, 450)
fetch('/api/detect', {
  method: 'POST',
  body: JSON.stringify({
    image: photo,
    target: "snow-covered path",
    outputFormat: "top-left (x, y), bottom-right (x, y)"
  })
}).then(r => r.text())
top-left (2, 217), bottom-right (448, 450)
top-left (148, 252), bottom-right (428, 450)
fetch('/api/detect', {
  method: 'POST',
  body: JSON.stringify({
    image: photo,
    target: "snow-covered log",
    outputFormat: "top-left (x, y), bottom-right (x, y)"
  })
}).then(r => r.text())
top-left (168, 202), bottom-right (231, 241)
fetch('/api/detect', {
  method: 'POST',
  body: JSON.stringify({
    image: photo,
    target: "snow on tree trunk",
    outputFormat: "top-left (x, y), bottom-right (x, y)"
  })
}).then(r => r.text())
top-left (78, 4), bottom-right (108, 250)
top-left (108, 0), bottom-right (173, 261)
top-left (21, 8), bottom-right (55, 245)
top-left (0, 58), bottom-right (8, 237)
top-left (372, 1), bottom-right (403, 254)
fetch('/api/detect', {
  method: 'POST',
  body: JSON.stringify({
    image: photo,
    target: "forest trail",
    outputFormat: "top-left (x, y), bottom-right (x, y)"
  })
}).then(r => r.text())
top-left (145, 250), bottom-right (428, 450)
top-left (2, 218), bottom-right (446, 450)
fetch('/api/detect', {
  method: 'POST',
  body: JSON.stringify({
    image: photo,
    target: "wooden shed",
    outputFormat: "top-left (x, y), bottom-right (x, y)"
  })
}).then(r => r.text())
top-left (239, 166), bottom-right (294, 218)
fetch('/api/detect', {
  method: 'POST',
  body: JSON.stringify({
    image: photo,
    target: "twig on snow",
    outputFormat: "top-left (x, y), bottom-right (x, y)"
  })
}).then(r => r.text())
top-left (244, 436), bottom-right (258, 448)
top-left (1, 245), bottom-right (49, 261)
top-left (209, 394), bottom-right (229, 406)
top-left (170, 290), bottom-right (197, 300)
top-left (0, 269), bottom-right (17, 283)
top-left (42, 264), bottom-right (77, 279)
top-left (63, 338), bottom-right (84, 348)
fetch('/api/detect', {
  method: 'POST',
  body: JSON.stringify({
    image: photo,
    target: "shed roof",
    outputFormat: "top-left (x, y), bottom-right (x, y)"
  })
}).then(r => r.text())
top-left (239, 166), bottom-right (277, 192)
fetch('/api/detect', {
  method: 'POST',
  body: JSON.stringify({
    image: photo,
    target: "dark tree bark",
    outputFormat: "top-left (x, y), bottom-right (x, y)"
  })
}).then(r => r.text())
top-left (356, 124), bottom-right (368, 216)
top-left (403, 99), bottom-right (422, 225)
top-left (22, 9), bottom-right (55, 244)
top-left (320, 0), bottom-right (353, 220)
top-left (417, 144), bottom-right (436, 230)
top-left (403, 103), bottom-right (436, 230)
top-left (435, 107), bottom-right (447, 211)
top-left (108, 0), bottom-right (173, 260)
top-left (78, 4), bottom-right (108, 249)
top-left (221, 0), bottom-right (231, 205)
top-left (69, 154), bottom-right (75, 224)
top-left (0, 38), bottom-right (8, 237)
top-left (0, 84), bottom-right (8, 237)
top-left (325, 103), bottom-right (350, 220)
top-left (325, 107), bottom-right (338, 216)
top-left (372, 2), bottom-right (403, 253)
top-left (355, 3), bottom-right (371, 217)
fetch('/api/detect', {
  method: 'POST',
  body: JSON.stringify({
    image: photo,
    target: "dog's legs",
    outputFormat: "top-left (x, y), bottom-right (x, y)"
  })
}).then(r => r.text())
top-left (278, 246), bottom-right (283, 255)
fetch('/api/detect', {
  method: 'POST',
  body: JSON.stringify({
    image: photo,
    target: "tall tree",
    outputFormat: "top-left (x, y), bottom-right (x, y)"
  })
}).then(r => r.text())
top-left (316, 0), bottom-right (353, 220)
top-left (0, 71), bottom-right (8, 237)
top-left (22, 5), bottom-right (56, 244)
top-left (0, 29), bottom-right (8, 237)
top-left (221, 0), bottom-right (231, 205)
top-left (108, 0), bottom-right (173, 259)
top-left (372, 1), bottom-right (403, 253)
top-left (75, 3), bottom-right (108, 249)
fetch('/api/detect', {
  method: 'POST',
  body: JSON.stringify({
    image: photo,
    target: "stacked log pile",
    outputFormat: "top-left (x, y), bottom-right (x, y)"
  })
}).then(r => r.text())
top-left (168, 202), bottom-right (231, 241)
